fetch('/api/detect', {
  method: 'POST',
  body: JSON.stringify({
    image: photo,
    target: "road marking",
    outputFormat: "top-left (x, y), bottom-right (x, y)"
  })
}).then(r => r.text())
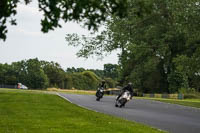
top-left (56, 93), bottom-right (100, 113)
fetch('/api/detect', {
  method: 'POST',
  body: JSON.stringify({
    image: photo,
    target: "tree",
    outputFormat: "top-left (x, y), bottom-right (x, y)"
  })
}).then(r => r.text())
top-left (103, 63), bottom-right (120, 80)
top-left (0, 63), bottom-right (17, 85)
top-left (41, 61), bottom-right (65, 88)
top-left (23, 58), bottom-right (49, 89)
top-left (0, 58), bottom-right (49, 89)
top-left (88, 69), bottom-right (104, 78)
top-left (66, 0), bottom-right (200, 93)
top-left (0, 0), bottom-right (128, 41)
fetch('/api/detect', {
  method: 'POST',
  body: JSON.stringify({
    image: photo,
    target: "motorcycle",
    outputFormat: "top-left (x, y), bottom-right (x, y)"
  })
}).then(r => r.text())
top-left (96, 87), bottom-right (104, 101)
top-left (115, 91), bottom-right (131, 108)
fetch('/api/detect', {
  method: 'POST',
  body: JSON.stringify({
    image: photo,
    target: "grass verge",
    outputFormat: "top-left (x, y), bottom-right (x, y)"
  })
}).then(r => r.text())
top-left (0, 89), bottom-right (164, 133)
top-left (47, 88), bottom-right (96, 95)
top-left (136, 97), bottom-right (200, 108)
top-left (47, 88), bottom-right (200, 109)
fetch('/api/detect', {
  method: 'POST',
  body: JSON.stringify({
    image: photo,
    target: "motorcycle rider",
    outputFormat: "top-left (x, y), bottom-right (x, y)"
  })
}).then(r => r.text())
top-left (99, 80), bottom-right (106, 89)
top-left (96, 80), bottom-right (107, 101)
top-left (116, 82), bottom-right (134, 101)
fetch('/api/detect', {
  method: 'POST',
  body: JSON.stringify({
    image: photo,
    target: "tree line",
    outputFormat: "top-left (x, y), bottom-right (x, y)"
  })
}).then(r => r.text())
top-left (0, 58), bottom-right (118, 89)
top-left (1, 0), bottom-right (200, 94)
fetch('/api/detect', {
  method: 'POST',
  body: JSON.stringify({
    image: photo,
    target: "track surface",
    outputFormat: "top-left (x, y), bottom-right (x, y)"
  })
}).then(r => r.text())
top-left (59, 93), bottom-right (200, 133)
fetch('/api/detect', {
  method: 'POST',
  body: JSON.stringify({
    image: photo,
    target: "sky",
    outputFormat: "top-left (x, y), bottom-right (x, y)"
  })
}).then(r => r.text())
top-left (0, 2), bottom-right (119, 70)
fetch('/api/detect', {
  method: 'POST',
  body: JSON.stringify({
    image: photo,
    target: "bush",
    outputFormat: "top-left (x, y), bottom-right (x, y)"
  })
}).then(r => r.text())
top-left (178, 88), bottom-right (196, 94)
top-left (63, 71), bottom-right (100, 90)
top-left (63, 75), bottom-right (73, 89)
top-left (82, 71), bottom-right (100, 82)
top-left (179, 88), bottom-right (200, 99)
top-left (104, 78), bottom-right (116, 88)
top-left (184, 93), bottom-right (200, 99)
top-left (168, 72), bottom-right (189, 93)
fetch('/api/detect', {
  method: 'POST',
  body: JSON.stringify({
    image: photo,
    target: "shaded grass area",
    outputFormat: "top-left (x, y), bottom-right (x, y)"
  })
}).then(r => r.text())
top-left (0, 89), bottom-right (164, 133)
top-left (136, 97), bottom-right (200, 108)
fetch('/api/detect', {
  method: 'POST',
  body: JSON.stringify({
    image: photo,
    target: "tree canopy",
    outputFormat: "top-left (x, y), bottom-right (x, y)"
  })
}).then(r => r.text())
top-left (66, 0), bottom-right (200, 93)
top-left (0, 0), bottom-right (128, 41)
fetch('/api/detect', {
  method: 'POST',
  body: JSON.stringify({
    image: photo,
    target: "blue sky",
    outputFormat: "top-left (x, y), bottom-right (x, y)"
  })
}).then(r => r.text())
top-left (0, 2), bottom-right (118, 70)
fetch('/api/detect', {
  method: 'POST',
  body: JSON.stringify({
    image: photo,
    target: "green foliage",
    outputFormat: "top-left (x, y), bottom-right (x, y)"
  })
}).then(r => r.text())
top-left (88, 69), bottom-right (104, 79)
top-left (66, 67), bottom-right (86, 73)
top-left (22, 58), bottom-right (49, 89)
top-left (184, 93), bottom-right (200, 99)
top-left (63, 71), bottom-right (100, 90)
top-left (63, 75), bottom-right (73, 89)
top-left (0, 63), bottom-right (17, 85)
top-left (66, 64), bottom-right (121, 80)
top-left (0, 59), bottom-right (119, 90)
top-left (104, 64), bottom-right (120, 80)
top-left (0, 59), bottom-right (67, 89)
top-left (0, 0), bottom-right (31, 41)
top-left (41, 61), bottom-right (65, 88)
top-left (179, 88), bottom-right (196, 94)
top-left (0, 0), bottom-right (129, 41)
top-left (66, 0), bottom-right (200, 93)
top-left (167, 72), bottom-right (189, 93)
top-left (104, 78), bottom-right (116, 88)
top-left (69, 71), bottom-right (100, 90)
top-left (82, 71), bottom-right (100, 82)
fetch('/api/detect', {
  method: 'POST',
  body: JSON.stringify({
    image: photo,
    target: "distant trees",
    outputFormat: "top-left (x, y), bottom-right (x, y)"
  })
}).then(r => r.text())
top-left (104, 64), bottom-right (120, 80)
top-left (66, 67), bottom-right (86, 73)
top-left (66, 65), bottom-right (120, 80)
top-left (0, 58), bottom-right (118, 89)
top-left (24, 59), bottom-right (49, 89)
top-left (41, 61), bottom-right (65, 88)
top-left (0, 63), bottom-right (17, 85)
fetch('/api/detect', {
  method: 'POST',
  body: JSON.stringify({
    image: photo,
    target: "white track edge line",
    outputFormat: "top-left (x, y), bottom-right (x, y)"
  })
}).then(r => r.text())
top-left (56, 93), bottom-right (100, 113)
top-left (56, 93), bottom-right (166, 132)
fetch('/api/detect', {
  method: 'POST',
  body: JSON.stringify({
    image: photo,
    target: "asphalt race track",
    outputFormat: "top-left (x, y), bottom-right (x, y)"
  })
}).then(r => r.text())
top-left (59, 93), bottom-right (200, 133)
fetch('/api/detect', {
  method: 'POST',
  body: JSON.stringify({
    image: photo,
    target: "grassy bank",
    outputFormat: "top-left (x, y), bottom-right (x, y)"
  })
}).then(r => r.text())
top-left (136, 97), bottom-right (200, 108)
top-left (0, 89), bottom-right (164, 133)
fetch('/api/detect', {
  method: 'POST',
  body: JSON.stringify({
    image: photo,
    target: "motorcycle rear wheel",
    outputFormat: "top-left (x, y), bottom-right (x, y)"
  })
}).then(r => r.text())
top-left (96, 97), bottom-right (100, 101)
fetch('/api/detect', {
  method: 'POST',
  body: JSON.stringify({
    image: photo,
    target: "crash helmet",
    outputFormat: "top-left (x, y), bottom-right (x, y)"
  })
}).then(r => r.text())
top-left (128, 82), bottom-right (132, 86)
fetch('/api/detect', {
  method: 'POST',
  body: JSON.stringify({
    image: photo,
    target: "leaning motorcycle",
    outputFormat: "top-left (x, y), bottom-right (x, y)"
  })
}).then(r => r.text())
top-left (96, 87), bottom-right (104, 101)
top-left (115, 91), bottom-right (131, 108)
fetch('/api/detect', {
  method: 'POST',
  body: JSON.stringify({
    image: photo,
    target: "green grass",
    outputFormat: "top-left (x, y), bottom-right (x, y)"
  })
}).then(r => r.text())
top-left (136, 97), bottom-right (200, 108)
top-left (39, 88), bottom-right (95, 95)
top-left (0, 89), bottom-right (164, 133)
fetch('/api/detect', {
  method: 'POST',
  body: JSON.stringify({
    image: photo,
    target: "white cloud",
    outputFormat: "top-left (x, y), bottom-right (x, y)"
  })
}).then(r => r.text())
top-left (0, 1), bottom-right (119, 70)
top-left (17, 28), bottom-right (43, 37)
top-left (17, 3), bottom-right (41, 16)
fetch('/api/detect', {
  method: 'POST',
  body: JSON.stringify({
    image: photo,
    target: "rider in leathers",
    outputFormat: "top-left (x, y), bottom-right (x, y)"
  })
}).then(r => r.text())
top-left (96, 80), bottom-right (106, 97)
top-left (116, 82), bottom-right (134, 100)
top-left (99, 80), bottom-right (106, 89)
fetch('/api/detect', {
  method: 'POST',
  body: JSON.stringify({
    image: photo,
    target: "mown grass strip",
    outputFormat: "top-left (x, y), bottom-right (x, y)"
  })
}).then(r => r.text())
top-left (47, 88), bottom-right (96, 95)
top-left (0, 89), bottom-right (164, 133)
top-left (136, 97), bottom-right (200, 108)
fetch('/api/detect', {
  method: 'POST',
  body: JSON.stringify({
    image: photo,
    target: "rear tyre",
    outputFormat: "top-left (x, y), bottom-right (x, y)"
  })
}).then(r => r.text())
top-left (96, 97), bottom-right (100, 101)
